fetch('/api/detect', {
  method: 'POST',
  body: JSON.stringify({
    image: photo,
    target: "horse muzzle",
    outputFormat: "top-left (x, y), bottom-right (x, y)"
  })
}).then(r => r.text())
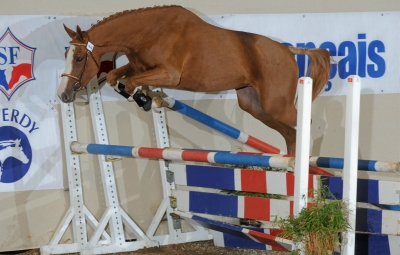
top-left (59, 92), bottom-right (72, 103)
top-left (58, 76), bottom-right (79, 103)
top-left (58, 88), bottom-right (77, 103)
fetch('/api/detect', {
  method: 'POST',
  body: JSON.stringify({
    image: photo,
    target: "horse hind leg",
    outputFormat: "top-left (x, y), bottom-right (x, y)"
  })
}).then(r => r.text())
top-left (236, 86), bottom-right (297, 155)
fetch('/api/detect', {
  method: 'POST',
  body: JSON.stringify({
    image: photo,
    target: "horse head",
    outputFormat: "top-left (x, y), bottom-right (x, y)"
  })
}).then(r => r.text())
top-left (12, 139), bottom-right (29, 164)
top-left (58, 24), bottom-right (101, 103)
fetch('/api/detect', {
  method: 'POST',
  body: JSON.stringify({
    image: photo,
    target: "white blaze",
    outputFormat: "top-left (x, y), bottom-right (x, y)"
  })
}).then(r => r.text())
top-left (58, 45), bottom-right (76, 97)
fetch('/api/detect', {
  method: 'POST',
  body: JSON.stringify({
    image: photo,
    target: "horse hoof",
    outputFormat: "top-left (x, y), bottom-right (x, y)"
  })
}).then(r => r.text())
top-left (142, 100), bottom-right (152, 112)
top-left (107, 80), bottom-right (119, 90)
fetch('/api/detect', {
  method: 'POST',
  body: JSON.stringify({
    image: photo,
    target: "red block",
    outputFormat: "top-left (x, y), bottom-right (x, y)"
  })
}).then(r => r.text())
top-left (241, 169), bottom-right (267, 193)
top-left (308, 175), bottom-right (315, 198)
top-left (244, 196), bottom-right (271, 221)
top-left (286, 173), bottom-right (295, 196)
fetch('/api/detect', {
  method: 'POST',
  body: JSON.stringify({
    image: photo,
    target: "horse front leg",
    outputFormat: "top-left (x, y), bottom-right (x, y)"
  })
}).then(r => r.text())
top-left (106, 63), bottom-right (135, 87)
top-left (123, 67), bottom-right (180, 108)
top-left (111, 66), bottom-right (179, 110)
top-left (124, 67), bottom-right (180, 93)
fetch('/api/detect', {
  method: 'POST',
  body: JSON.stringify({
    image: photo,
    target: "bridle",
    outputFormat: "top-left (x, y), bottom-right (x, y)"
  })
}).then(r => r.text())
top-left (61, 42), bottom-right (100, 91)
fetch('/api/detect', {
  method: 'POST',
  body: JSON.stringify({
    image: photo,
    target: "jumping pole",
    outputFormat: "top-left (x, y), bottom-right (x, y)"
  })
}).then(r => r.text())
top-left (70, 142), bottom-right (295, 169)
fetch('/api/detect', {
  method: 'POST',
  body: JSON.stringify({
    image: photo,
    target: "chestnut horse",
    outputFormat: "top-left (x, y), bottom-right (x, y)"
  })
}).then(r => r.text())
top-left (58, 5), bottom-right (330, 154)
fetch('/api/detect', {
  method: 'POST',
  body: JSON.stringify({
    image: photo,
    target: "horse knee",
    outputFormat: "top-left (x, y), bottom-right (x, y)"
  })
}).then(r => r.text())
top-left (280, 112), bottom-right (297, 128)
top-left (106, 71), bottom-right (119, 86)
top-left (237, 98), bottom-right (252, 112)
top-left (262, 103), bottom-right (297, 128)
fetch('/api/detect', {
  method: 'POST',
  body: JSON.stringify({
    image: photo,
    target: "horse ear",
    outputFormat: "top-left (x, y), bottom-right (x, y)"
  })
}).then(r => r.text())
top-left (63, 24), bottom-right (76, 39)
top-left (76, 25), bottom-right (85, 42)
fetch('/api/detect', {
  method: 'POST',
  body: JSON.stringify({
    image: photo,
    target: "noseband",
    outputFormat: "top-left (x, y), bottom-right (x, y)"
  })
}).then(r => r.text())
top-left (61, 42), bottom-right (100, 91)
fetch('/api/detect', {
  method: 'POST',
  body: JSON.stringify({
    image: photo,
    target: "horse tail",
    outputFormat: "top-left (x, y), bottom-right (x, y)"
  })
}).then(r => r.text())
top-left (289, 47), bottom-right (331, 101)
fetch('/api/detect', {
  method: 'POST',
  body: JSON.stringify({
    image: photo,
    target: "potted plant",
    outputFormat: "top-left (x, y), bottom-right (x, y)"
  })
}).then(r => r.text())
top-left (274, 181), bottom-right (351, 255)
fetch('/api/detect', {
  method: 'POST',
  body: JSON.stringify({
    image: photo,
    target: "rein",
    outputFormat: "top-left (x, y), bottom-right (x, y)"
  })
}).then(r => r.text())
top-left (61, 42), bottom-right (100, 91)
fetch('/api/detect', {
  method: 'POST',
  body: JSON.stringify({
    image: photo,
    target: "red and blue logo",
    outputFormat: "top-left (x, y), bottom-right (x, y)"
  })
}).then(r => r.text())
top-left (0, 28), bottom-right (36, 100)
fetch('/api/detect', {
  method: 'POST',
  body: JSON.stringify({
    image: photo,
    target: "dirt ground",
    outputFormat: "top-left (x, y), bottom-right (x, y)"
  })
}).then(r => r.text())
top-left (8, 240), bottom-right (290, 255)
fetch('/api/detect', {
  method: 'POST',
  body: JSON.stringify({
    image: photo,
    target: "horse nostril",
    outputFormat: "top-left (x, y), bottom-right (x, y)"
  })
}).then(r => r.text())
top-left (61, 92), bottom-right (69, 103)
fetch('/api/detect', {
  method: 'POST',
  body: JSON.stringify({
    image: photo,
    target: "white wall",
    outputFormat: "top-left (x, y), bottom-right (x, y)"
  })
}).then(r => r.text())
top-left (0, 0), bottom-right (398, 16)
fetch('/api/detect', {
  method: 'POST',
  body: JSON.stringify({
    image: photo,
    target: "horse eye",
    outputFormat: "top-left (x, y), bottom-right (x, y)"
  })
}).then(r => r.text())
top-left (76, 57), bottom-right (84, 62)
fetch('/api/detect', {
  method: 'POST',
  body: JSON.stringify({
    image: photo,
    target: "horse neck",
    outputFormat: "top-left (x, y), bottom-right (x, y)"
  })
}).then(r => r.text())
top-left (88, 12), bottom-right (157, 54)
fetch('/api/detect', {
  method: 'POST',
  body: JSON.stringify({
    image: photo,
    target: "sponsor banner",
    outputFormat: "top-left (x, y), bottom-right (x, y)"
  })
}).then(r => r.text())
top-left (206, 12), bottom-right (399, 97)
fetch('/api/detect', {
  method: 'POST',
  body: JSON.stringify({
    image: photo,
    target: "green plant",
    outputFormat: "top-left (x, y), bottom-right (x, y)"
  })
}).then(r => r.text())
top-left (274, 180), bottom-right (351, 255)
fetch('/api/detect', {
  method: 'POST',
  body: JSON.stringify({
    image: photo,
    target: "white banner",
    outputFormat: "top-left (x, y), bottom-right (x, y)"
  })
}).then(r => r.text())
top-left (206, 12), bottom-right (399, 97)
top-left (0, 100), bottom-right (62, 191)
top-left (0, 12), bottom-right (395, 103)
top-left (0, 16), bottom-right (87, 191)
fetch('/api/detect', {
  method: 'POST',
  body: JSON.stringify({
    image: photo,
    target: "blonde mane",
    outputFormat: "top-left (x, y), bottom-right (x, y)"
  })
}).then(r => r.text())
top-left (90, 5), bottom-right (181, 29)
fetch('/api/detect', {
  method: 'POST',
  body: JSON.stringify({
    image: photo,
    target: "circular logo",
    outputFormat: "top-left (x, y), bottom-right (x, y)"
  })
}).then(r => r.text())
top-left (0, 126), bottom-right (32, 183)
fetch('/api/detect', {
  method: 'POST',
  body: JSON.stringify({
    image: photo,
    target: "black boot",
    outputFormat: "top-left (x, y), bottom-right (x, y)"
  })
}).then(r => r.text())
top-left (114, 82), bottom-right (152, 111)
top-left (132, 90), bottom-right (152, 111)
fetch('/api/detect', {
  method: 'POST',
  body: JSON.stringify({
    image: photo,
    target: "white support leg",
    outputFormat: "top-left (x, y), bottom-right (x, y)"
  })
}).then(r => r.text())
top-left (293, 77), bottom-right (313, 254)
top-left (41, 69), bottom-right (89, 254)
top-left (86, 79), bottom-right (125, 249)
top-left (342, 75), bottom-right (361, 255)
top-left (148, 89), bottom-right (212, 245)
top-left (294, 77), bottom-right (313, 216)
top-left (86, 78), bottom-right (158, 254)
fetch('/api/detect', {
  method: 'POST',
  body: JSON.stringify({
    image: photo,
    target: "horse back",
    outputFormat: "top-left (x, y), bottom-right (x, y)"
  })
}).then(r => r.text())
top-left (171, 16), bottom-right (297, 91)
top-left (122, 6), bottom-right (298, 92)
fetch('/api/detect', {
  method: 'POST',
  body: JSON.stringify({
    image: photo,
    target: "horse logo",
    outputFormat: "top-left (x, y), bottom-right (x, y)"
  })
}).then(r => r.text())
top-left (0, 28), bottom-right (36, 100)
top-left (0, 126), bottom-right (32, 183)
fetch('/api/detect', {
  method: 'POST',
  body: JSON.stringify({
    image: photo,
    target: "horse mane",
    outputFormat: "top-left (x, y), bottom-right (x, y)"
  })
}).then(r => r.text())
top-left (90, 5), bottom-right (182, 29)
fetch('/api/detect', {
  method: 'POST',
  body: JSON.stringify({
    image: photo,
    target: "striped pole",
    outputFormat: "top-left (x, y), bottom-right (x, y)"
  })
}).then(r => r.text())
top-left (71, 142), bottom-right (400, 173)
top-left (162, 96), bottom-right (332, 176)
top-left (309, 157), bottom-right (400, 172)
top-left (71, 142), bottom-right (295, 169)
top-left (113, 83), bottom-right (283, 153)
top-left (114, 83), bottom-right (331, 175)
top-left (180, 148), bottom-right (400, 172)
top-left (162, 97), bottom-right (284, 154)
top-left (173, 211), bottom-right (293, 251)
